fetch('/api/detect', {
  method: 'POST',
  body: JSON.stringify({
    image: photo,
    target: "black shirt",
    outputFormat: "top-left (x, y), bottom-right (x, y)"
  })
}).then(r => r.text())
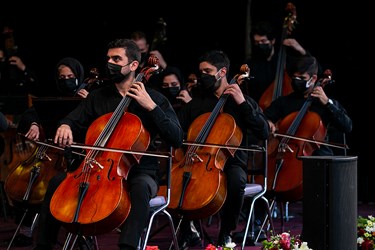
top-left (177, 92), bottom-right (270, 168)
top-left (59, 84), bottom-right (183, 178)
top-left (264, 92), bottom-right (352, 155)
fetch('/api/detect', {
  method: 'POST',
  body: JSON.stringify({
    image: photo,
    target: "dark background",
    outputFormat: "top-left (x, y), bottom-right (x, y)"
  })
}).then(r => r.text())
top-left (1, 1), bottom-right (371, 201)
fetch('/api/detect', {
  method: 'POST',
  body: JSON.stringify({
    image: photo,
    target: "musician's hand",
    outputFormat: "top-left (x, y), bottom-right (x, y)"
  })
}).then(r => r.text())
top-left (55, 124), bottom-right (73, 146)
top-left (25, 123), bottom-right (40, 141)
top-left (223, 83), bottom-right (245, 105)
top-left (76, 89), bottom-right (89, 98)
top-left (149, 50), bottom-right (167, 69)
top-left (127, 81), bottom-right (157, 111)
top-left (9, 56), bottom-right (26, 71)
top-left (176, 89), bottom-right (192, 104)
top-left (283, 38), bottom-right (306, 55)
top-left (268, 120), bottom-right (277, 134)
top-left (310, 86), bottom-right (329, 105)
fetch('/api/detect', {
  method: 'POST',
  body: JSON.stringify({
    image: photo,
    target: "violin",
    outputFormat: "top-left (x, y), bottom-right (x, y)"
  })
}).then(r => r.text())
top-left (49, 56), bottom-right (161, 236)
top-left (265, 70), bottom-right (333, 201)
top-left (258, 2), bottom-right (297, 110)
top-left (168, 65), bottom-right (249, 220)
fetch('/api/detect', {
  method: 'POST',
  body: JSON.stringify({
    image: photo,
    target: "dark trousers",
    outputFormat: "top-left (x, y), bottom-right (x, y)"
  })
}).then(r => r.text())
top-left (34, 172), bottom-right (157, 250)
top-left (219, 165), bottom-right (247, 235)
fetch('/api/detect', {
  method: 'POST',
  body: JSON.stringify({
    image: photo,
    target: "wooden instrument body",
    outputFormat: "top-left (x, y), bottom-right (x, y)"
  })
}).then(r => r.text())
top-left (169, 113), bottom-right (242, 220)
top-left (50, 112), bottom-right (150, 235)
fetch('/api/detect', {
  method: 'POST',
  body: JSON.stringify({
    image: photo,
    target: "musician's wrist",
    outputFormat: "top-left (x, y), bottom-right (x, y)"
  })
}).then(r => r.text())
top-left (31, 122), bottom-right (40, 128)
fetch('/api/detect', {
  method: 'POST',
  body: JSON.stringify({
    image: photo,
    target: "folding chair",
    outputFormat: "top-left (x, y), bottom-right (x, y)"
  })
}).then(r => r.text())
top-left (62, 233), bottom-right (98, 250)
top-left (138, 145), bottom-right (179, 250)
top-left (240, 140), bottom-right (274, 250)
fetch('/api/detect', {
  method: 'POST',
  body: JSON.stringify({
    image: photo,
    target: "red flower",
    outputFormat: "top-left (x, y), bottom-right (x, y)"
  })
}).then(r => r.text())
top-left (362, 240), bottom-right (374, 250)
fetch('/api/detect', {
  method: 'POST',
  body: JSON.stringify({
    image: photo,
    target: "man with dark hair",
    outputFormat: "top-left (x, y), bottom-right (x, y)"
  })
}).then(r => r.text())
top-left (33, 38), bottom-right (183, 250)
top-left (176, 50), bottom-right (269, 246)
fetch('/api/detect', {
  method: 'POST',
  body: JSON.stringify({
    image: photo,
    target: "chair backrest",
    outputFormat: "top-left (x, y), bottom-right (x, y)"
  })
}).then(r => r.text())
top-left (139, 139), bottom-right (179, 250)
top-left (246, 139), bottom-right (268, 189)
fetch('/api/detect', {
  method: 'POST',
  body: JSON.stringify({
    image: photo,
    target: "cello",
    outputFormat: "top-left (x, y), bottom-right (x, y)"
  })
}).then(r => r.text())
top-left (258, 2), bottom-right (297, 111)
top-left (266, 72), bottom-right (333, 201)
top-left (49, 56), bottom-right (161, 236)
top-left (4, 130), bottom-right (66, 206)
top-left (0, 128), bottom-right (36, 183)
top-left (169, 65), bottom-right (250, 220)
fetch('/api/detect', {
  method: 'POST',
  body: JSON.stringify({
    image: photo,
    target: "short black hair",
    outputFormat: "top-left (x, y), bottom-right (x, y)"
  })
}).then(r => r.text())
top-left (198, 50), bottom-right (230, 72)
top-left (251, 21), bottom-right (276, 41)
top-left (107, 38), bottom-right (141, 63)
top-left (287, 55), bottom-right (318, 77)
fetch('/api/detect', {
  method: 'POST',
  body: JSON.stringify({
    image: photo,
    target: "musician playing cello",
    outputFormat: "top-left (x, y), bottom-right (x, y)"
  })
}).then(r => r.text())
top-left (176, 50), bottom-right (269, 246)
top-left (264, 55), bottom-right (352, 157)
top-left (33, 39), bottom-right (183, 250)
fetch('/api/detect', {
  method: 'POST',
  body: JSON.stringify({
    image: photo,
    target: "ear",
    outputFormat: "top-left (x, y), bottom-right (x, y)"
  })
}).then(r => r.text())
top-left (130, 61), bottom-right (139, 72)
top-left (220, 67), bottom-right (228, 77)
top-left (312, 74), bottom-right (318, 82)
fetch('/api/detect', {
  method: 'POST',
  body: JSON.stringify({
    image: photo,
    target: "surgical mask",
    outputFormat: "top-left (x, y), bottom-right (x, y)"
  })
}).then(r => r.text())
top-left (106, 62), bottom-right (131, 83)
top-left (291, 76), bottom-right (314, 94)
top-left (161, 86), bottom-right (181, 102)
top-left (57, 78), bottom-right (78, 95)
top-left (198, 69), bottom-right (222, 93)
top-left (252, 43), bottom-right (272, 60)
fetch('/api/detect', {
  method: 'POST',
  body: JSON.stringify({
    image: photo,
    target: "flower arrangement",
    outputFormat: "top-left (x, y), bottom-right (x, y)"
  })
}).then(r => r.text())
top-left (357, 215), bottom-right (375, 250)
top-left (205, 242), bottom-right (236, 250)
top-left (261, 232), bottom-right (312, 250)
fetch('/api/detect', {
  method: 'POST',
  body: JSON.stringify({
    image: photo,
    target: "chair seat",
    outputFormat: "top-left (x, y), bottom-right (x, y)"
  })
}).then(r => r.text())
top-left (244, 183), bottom-right (263, 197)
top-left (149, 196), bottom-right (166, 207)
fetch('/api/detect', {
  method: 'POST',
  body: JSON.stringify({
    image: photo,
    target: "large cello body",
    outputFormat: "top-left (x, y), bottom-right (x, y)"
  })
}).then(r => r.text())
top-left (258, 2), bottom-right (297, 111)
top-left (265, 76), bottom-right (332, 201)
top-left (169, 66), bottom-right (248, 220)
top-left (0, 128), bottom-right (36, 182)
top-left (267, 111), bottom-right (326, 201)
top-left (5, 142), bottom-right (66, 205)
top-left (50, 58), bottom-right (159, 236)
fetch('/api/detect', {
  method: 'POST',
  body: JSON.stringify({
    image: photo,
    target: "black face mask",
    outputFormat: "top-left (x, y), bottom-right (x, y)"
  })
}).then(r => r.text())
top-left (106, 62), bottom-right (129, 83)
top-left (161, 86), bottom-right (180, 102)
top-left (252, 43), bottom-right (272, 60)
top-left (291, 77), bottom-right (313, 94)
top-left (57, 78), bottom-right (78, 95)
top-left (198, 73), bottom-right (221, 93)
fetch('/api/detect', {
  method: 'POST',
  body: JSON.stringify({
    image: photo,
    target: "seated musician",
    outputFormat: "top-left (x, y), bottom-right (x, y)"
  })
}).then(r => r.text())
top-left (264, 55), bottom-right (352, 156)
top-left (0, 57), bottom-right (88, 248)
top-left (32, 38), bottom-right (183, 250)
top-left (176, 50), bottom-right (269, 246)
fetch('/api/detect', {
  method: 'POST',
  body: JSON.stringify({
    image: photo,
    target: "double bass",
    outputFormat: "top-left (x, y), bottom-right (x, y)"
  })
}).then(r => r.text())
top-left (266, 72), bottom-right (333, 201)
top-left (169, 65), bottom-right (249, 220)
top-left (258, 2), bottom-right (297, 111)
top-left (49, 56), bottom-right (161, 236)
